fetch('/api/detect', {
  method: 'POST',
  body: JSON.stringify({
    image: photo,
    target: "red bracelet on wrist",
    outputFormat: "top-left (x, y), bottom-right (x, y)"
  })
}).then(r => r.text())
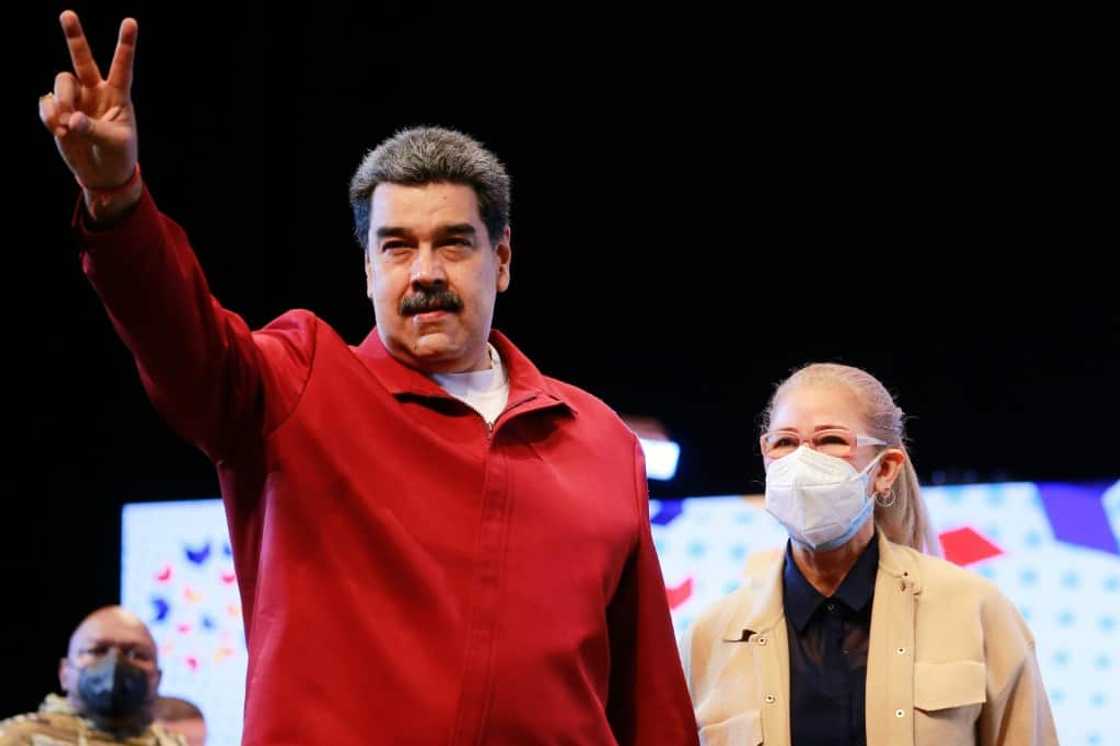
top-left (79, 164), bottom-right (142, 221)
top-left (76, 163), bottom-right (141, 195)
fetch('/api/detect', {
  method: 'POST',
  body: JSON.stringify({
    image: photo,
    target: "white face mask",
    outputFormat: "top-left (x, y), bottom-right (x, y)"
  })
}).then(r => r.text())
top-left (764, 445), bottom-right (886, 552)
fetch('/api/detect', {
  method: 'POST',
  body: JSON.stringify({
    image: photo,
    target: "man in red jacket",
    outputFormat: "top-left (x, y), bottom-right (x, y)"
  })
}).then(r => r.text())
top-left (40, 10), bottom-right (698, 746)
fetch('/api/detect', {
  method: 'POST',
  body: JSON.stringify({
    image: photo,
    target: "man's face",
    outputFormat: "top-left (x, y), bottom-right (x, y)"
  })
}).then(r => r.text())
top-left (365, 182), bottom-right (511, 373)
top-left (59, 610), bottom-right (161, 711)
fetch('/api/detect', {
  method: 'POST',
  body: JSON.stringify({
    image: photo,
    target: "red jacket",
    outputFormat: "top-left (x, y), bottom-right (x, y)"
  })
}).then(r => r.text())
top-left (76, 188), bottom-right (698, 746)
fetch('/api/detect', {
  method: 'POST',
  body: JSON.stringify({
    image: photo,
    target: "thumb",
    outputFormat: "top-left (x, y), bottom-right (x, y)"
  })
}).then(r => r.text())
top-left (68, 110), bottom-right (106, 141)
top-left (67, 106), bottom-right (127, 146)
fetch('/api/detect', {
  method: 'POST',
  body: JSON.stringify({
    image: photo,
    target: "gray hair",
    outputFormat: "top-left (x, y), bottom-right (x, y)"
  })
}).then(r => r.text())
top-left (349, 126), bottom-right (511, 252)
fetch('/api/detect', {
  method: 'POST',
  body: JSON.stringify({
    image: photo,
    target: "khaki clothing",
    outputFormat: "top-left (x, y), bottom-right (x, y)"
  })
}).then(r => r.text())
top-left (681, 531), bottom-right (1059, 746)
top-left (0, 695), bottom-right (185, 746)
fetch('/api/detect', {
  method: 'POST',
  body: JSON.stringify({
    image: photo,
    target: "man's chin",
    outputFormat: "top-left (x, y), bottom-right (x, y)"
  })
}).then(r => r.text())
top-left (407, 333), bottom-right (471, 371)
top-left (379, 324), bottom-right (484, 373)
top-left (412, 333), bottom-right (455, 357)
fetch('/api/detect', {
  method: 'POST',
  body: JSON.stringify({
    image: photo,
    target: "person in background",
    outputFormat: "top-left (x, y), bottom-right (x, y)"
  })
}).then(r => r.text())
top-left (681, 363), bottom-right (1058, 745)
top-left (152, 698), bottom-right (205, 746)
top-left (0, 606), bottom-right (186, 745)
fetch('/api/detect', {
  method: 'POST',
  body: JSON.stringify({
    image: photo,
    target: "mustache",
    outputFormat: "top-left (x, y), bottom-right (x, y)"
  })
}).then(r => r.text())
top-left (400, 287), bottom-right (464, 316)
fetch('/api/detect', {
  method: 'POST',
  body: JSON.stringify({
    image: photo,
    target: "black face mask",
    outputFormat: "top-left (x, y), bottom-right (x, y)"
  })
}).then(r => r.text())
top-left (76, 651), bottom-right (151, 719)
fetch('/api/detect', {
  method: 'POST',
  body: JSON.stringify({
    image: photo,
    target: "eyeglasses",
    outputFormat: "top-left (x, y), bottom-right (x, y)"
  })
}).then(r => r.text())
top-left (759, 427), bottom-right (887, 459)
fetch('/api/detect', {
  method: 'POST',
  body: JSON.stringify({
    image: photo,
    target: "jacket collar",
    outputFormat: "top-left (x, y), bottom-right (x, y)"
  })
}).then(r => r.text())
top-left (725, 528), bottom-right (923, 642)
top-left (353, 327), bottom-right (578, 417)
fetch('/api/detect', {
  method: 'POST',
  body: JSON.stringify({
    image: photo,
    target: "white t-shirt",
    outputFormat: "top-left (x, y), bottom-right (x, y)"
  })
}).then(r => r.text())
top-left (430, 344), bottom-right (510, 427)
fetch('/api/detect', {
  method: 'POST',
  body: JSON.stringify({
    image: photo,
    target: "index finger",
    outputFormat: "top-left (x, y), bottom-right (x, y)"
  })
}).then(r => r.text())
top-left (59, 10), bottom-right (103, 87)
top-left (106, 18), bottom-right (138, 92)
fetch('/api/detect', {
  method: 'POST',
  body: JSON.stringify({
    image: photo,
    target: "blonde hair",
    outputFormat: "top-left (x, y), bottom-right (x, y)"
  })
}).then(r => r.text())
top-left (761, 362), bottom-right (941, 555)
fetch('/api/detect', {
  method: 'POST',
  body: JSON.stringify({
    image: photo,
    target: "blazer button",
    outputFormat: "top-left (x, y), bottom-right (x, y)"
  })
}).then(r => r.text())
top-left (895, 709), bottom-right (906, 718)
top-left (765, 695), bottom-right (776, 704)
top-left (757, 636), bottom-right (767, 645)
top-left (897, 647), bottom-right (906, 655)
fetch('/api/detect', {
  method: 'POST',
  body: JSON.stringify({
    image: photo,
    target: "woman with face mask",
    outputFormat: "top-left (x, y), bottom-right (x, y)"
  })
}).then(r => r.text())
top-left (679, 363), bottom-right (1058, 746)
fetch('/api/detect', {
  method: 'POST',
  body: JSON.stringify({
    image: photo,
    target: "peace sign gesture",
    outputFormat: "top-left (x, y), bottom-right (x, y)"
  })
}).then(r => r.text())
top-left (40, 11), bottom-right (139, 195)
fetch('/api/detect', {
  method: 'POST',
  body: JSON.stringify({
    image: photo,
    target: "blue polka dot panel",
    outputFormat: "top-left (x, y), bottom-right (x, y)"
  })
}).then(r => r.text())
top-left (122, 501), bottom-right (247, 746)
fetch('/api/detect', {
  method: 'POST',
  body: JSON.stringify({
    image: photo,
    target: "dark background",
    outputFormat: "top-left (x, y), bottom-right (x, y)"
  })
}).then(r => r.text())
top-left (9, 1), bottom-right (1114, 719)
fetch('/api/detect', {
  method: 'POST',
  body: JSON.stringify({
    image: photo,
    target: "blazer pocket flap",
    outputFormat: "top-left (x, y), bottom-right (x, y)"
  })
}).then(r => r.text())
top-left (914, 660), bottom-right (987, 711)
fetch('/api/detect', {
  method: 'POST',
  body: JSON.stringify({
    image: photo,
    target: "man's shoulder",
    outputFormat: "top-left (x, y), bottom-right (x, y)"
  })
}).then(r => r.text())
top-left (543, 376), bottom-right (634, 437)
top-left (255, 308), bottom-right (325, 339)
top-left (0, 699), bottom-right (187, 745)
top-left (252, 309), bottom-right (358, 365)
top-left (0, 708), bottom-right (75, 744)
top-left (149, 724), bottom-right (189, 746)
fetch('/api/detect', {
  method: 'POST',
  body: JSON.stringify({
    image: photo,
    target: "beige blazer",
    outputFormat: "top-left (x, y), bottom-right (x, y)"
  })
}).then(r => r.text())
top-left (680, 531), bottom-right (1059, 745)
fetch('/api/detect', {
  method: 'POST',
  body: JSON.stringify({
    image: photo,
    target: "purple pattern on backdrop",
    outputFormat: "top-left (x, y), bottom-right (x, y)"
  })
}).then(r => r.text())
top-left (151, 598), bottom-right (171, 624)
top-left (651, 500), bottom-right (684, 526)
top-left (185, 541), bottom-right (212, 565)
top-left (1037, 482), bottom-right (1119, 556)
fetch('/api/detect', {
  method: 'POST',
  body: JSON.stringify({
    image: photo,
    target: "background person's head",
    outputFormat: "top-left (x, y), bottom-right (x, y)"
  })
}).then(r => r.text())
top-left (153, 696), bottom-right (207, 746)
top-left (57, 606), bottom-right (162, 729)
top-left (760, 362), bottom-right (940, 555)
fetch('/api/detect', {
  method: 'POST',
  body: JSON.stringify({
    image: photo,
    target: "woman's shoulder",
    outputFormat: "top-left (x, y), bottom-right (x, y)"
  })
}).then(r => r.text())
top-left (684, 547), bottom-right (785, 647)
